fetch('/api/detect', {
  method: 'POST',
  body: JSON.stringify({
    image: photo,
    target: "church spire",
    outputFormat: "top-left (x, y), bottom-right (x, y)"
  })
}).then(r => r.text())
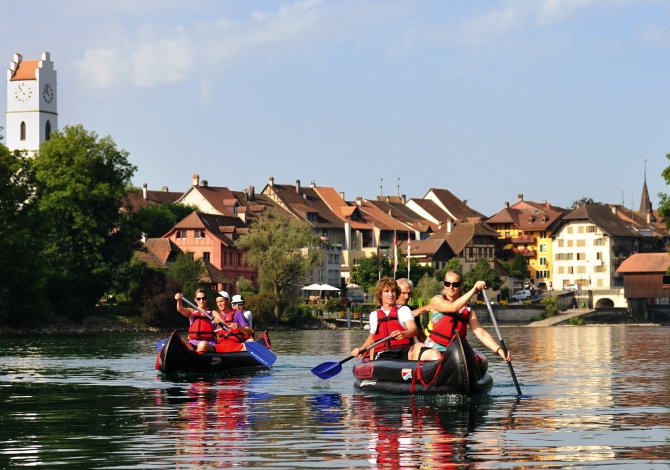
top-left (639, 159), bottom-right (654, 223)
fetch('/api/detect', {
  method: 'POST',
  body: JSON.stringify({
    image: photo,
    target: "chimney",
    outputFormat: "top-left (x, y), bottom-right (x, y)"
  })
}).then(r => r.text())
top-left (356, 196), bottom-right (362, 207)
top-left (142, 183), bottom-right (147, 200)
top-left (517, 193), bottom-right (523, 202)
top-left (269, 176), bottom-right (274, 187)
top-left (447, 219), bottom-right (453, 233)
top-left (504, 202), bottom-right (509, 208)
top-left (310, 181), bottom-right (316, 189)
top-left (249, 185), bottom-right (255, 200)
top-left (192, 174), bottom-right (200, 186)
top-left (611, 206), bottom-right (617, 215)
top-left (296, 180), bottom-right (300, 194)
top-left (339, 191), bottom-right (345, 200)
top-left (201, 180), bottom-right (208, 187)
top-left (647, 211), bottom-right (651, 224)
top-left (244, 188), bottom-right (249, 201)
top-left (402, 194), bottom-right (406, 204)
top-left (386, 196), bottom-right (390, 203)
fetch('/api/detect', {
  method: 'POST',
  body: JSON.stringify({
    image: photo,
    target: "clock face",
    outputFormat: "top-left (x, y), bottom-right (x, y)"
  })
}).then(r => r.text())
top-left (14, 83), bottom-right (33, 103)
top-left (42, 83), bottom-right (54, 103)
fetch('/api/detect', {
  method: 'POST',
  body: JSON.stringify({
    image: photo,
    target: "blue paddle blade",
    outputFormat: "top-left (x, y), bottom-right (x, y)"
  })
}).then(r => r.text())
top-left (246, 341), bottom-right (277, 368)
top-left (156, 339), bottom-right (167, 352)
top-left (311, 361), bottom-right (342, 380)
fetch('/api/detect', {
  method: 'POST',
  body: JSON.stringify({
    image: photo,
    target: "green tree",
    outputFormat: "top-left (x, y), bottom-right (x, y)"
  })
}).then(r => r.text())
top-left (350, 254), bottom-right (393, 293)
top-left (656, 154), bottom-right (670, 234)
top-left (234, 209), bottom-right (323, 326)
top-left (416, 273), bottom-right (441, 306)
top-left (167, 252), bottom-right (207, 298)
top-left (435, 257), bottom-right (463, 281)
top-left (463, 258), bottom-right (503, 291)
top-left (541, 296), bottom-right (559, 318)
top-left (131, 201), bottom-right (199, 239)
top-left (0, 145), bottom-right (48, 322)
top-left (571, 197), bottom-right (604, 208)
top-left (509, 253), bottom-right (528, 280)
top-left (34, 125), bottom-right (139, 318)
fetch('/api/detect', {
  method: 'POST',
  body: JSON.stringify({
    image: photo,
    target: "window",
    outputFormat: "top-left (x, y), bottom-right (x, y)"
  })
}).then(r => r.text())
top-left (594, 238), bottom-right (604, 246)
top-left (203, 252), bottom-right (210, 262)
top-left (576, 253), bottom-right (585, 260)
top-left (176, 230), bottom-right (187, 240)
top-left (567, 227), bottom-right (573, 234)
top-left (577, 266), bottom-right (586, 274)
top-left (567, 266), bottom-right (574, 274)
top-left (557, 266), bottom-right (564, 274)
top-left (576, 239), bottom-right (585, 247)
top-left (557, 240), bottom-right (564, 248)
top-left (566, 253), bottom-right (573, 260)
top-left (578, 226), bottom-right (584, 234)
top-left (45, 120), bottom-right (51, 140)
top-left (555, 253), bottom-right (564, 261)
top-left (596, 252), bottom-right (603, 260)
top-left (20, 122), bottom-right (26, 141)
top-left (195, 230), bottom-right (205, 239)
top-left (593, 265), bottom-right (606, 273)
top-left (539, 243), bottom-right (547, 253)
top-left (539, 257), bottom-right (547, 266)
top-left (587, 225), bottom-right (596, 233)
top-left (567, 240), bottom-right (573, 247)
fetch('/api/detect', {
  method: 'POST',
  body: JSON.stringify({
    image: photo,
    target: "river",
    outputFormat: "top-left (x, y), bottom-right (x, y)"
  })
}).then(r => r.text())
top-left (0, 326), bottom-right (668, 468)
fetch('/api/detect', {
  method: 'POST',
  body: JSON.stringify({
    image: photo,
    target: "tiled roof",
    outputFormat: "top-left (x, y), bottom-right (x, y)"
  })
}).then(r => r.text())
top-left (174, 212), bottom-right (250, 246)
top-left (359, 201), bottom-right (413, 231)
top-left (265, 184), bottom-right (343, 228)
top-left (440, 222), bottom-right (498, 254)
top-left (143, 238), bottom-right (181, 265)
top-left (425, 188), bottom-right (486, 220)
top-left (366, 199), bottom-right (433, 234)
top-left (408, 198), bottom-right (451, 222)
top-left (201, 261), bottom-right (234, 284)
top-left (146, 189), bottom-right (182, 204)
top-left (10, 60), bottom-right (38, 80)
top-left (487, 200), bottom-right (566, 231)
top-left (616, 252), bottom-right (670, 273)
top-left (397, 237), bottom-right (448, 256)
top-left (563, 205), bottom-right (641, 238)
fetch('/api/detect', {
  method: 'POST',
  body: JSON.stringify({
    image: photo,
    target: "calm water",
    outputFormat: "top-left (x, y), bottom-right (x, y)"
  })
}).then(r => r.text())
top-left (0, 326), bottom-right (669, 469)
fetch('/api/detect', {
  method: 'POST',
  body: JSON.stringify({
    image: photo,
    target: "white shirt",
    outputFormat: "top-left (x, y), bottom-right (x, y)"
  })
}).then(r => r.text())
top-left (369, 305), bottom-right (413, 333)
top-left (243, 310), bottom-right (253, 329)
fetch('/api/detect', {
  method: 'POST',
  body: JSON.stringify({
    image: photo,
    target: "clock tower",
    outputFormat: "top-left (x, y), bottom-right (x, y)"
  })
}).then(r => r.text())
top-left (6, 52), bottom-right (58, 154)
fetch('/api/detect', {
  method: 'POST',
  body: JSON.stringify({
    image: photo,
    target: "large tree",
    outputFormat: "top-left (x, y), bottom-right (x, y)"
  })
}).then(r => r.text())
top-left (463, 258), bottom-right (503, 292)
top-left (0, 145), bottom-right (47, 322)
top-left (234, 209), bottom-right (323, 325)
top-left (34, 125), bottom-right (139, 317)
top-left (656, 153), bottom-right (670, 230)
top-left (130, 201), bottom-right (199, 239)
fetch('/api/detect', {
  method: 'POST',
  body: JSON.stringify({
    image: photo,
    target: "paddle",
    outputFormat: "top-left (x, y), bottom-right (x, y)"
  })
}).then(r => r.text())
top-left (482, 290), bottom-right (522, 396)
top-left (180, 296), bottom-right (277, 368)
top-left (311, 333), bottom-right (395, 380)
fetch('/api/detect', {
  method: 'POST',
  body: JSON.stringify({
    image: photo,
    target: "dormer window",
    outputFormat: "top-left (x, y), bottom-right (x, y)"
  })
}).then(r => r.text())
top-left (527, 216), bottom-right (534, 223)
top-left (541, 216), bottom-right (547, 223)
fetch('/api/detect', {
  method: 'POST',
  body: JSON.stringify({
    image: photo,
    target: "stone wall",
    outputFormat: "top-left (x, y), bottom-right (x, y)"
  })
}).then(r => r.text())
top-left (474, 305), bottom-right (544, 324)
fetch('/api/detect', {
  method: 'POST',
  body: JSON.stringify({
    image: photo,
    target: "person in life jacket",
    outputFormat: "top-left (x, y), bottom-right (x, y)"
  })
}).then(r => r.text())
top-left (350, 277), bottom-right (418, 361)
top-left (174, 289), bottom-right (221, 352)
top-left (231, 294), bottom-right (255, 339)
top-left (214, 292), bottom-right (253, 353)
top-left (408, 271), bottom-right (512, 362)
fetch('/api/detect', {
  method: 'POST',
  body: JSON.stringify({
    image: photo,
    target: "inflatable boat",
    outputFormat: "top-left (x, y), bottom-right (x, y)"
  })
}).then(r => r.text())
top-left (353, 335), bottom-right (493, 396)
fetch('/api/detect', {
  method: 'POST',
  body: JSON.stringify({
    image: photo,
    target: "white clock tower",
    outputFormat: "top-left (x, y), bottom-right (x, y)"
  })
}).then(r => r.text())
top-left (6, 52), bottom-right (58, 154)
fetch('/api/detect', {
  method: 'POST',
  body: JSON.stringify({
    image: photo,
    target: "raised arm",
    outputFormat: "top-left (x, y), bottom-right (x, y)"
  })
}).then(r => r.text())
top-left (174, 293), bottom-right (193, 319)
top-left (430, 280), bottom-right (486, 313)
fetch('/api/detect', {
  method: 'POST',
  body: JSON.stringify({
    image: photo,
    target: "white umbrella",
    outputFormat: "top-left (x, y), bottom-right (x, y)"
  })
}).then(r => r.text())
top-left (301, 283), bottom-right (340, 302)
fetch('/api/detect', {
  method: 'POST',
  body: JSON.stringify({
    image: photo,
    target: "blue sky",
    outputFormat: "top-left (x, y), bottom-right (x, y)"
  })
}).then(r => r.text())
top-left (2, 0), bottom-right (669, 217)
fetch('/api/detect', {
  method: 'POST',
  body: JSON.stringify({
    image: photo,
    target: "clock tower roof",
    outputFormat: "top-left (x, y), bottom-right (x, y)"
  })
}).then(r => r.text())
top-left (9, 60), bottom-right (39, 81)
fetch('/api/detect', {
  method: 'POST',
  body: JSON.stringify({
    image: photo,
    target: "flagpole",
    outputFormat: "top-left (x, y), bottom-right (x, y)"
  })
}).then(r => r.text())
top-left (407, 232), bottom-right (411, 279)
top-left (393, 230), bottom-right (397, 279)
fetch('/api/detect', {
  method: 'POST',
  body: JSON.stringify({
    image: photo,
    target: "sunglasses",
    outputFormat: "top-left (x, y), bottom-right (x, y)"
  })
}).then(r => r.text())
top-left (443, 281), bottom-right (462, 288)
top-left (195, 297), bottom-right (207, 301)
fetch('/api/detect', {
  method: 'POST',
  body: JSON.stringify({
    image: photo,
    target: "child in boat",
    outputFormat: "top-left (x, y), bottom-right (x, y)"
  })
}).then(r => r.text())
top-left (407, 271), bottom-right (512, 362)
top-left (350, 277), bottom-right (418, 361)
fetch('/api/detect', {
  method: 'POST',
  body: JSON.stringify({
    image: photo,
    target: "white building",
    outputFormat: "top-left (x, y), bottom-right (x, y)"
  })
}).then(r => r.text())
top-left (6, 52), bottom-right (58, 154)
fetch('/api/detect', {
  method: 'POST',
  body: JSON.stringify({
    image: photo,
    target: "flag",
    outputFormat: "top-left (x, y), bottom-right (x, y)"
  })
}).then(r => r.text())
top-left (393, 230), bottom-right (397, 276)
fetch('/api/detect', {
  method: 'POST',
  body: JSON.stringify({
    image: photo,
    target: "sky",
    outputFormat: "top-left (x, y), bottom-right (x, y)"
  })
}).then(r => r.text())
top-left (2, 0), bottom-right (669, 217)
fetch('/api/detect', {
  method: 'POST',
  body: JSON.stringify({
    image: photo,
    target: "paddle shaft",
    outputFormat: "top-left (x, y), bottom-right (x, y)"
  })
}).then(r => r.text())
top-left (345, 333), bottom-right (396, 365)
top-left (482, 290), bottom-right (522, 396)
top-left (181, 296), bottom-right (235, 335)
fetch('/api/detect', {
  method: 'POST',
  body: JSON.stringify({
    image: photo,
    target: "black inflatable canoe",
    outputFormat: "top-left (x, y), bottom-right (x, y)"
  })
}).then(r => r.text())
top-left (156, 330), bottom-right (273, 375)
top-left (353, 335), bottom-right (493, 396)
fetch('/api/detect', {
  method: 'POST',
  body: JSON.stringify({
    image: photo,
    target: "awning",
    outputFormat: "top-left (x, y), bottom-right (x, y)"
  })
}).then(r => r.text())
top-left (503, 244), bottom-right (513, 250)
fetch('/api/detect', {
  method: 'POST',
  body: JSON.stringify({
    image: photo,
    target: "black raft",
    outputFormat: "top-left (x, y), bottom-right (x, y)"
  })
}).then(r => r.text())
top-left (353, 335), bottom-right (493, 396)
top-left (156, 330), bottom-right (273, 375)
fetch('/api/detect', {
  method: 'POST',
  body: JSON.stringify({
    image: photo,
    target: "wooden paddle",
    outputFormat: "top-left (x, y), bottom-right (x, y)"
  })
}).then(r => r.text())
top-left (310, 333), bottom-right (395, 380)
top-left (181, 296), bottom-right (277, 368)
top-left (482, 290), bottom-right (522, 396)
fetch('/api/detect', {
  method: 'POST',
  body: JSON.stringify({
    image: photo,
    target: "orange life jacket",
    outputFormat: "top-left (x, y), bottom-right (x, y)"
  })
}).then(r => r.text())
top-left (217, 310), bottom-right (250, 343)
top-left (427, 300), bottom-right (471, 348)
top-left (187, 311), bottom-right (215, 341)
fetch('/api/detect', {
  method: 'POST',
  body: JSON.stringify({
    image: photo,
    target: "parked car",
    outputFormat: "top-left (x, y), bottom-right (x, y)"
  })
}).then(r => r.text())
top-left (348, 294), bottom-right (365, 303)
top-left (563, 284), bottom-right (579, 291)
top-left (511, 289), bottom-right (532, 301)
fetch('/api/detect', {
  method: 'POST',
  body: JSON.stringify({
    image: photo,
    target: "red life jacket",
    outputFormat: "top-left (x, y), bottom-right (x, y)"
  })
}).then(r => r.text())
top-left (187, 310), bottom-right (215, 341)
top-left (427, 300), bottom-right (471, 348)
top-left (217, 310), bottom-right (250, 343)
top-left (373, 306), bottom-right (412, 351)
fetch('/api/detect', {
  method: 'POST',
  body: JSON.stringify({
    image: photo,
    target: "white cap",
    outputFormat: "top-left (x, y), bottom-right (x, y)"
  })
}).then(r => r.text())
top-left (231, 294), bottom-right (244, 304)
top-left (218, 291), bottom-right (230, 299)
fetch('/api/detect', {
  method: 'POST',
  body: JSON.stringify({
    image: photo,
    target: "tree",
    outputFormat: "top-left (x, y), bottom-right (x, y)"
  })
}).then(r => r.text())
top-left (167, 252), bottom-right (207, 297)
top-left (234, 209), bottom-right (323, 326)
top-left (350, 254), bottom-right (393, 293)
top-left (463, 258), bottom-right (503, 292)
top-left (130, 201), bottom-right (199, 239)
top-left (435, 257), bottom-right (463, 281)
top-left (0, 144), bottom-right (48, 322)
top-left (571, 197), bottom-right (604, 208)
top-left (656, 154), bottom-right (670, 230)
top-left (509, 253), bottom-right (528, 280)
top-left (34, 125), bottom-right (139, 318)
top-left (416, 273), bottom-right (441, 306)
